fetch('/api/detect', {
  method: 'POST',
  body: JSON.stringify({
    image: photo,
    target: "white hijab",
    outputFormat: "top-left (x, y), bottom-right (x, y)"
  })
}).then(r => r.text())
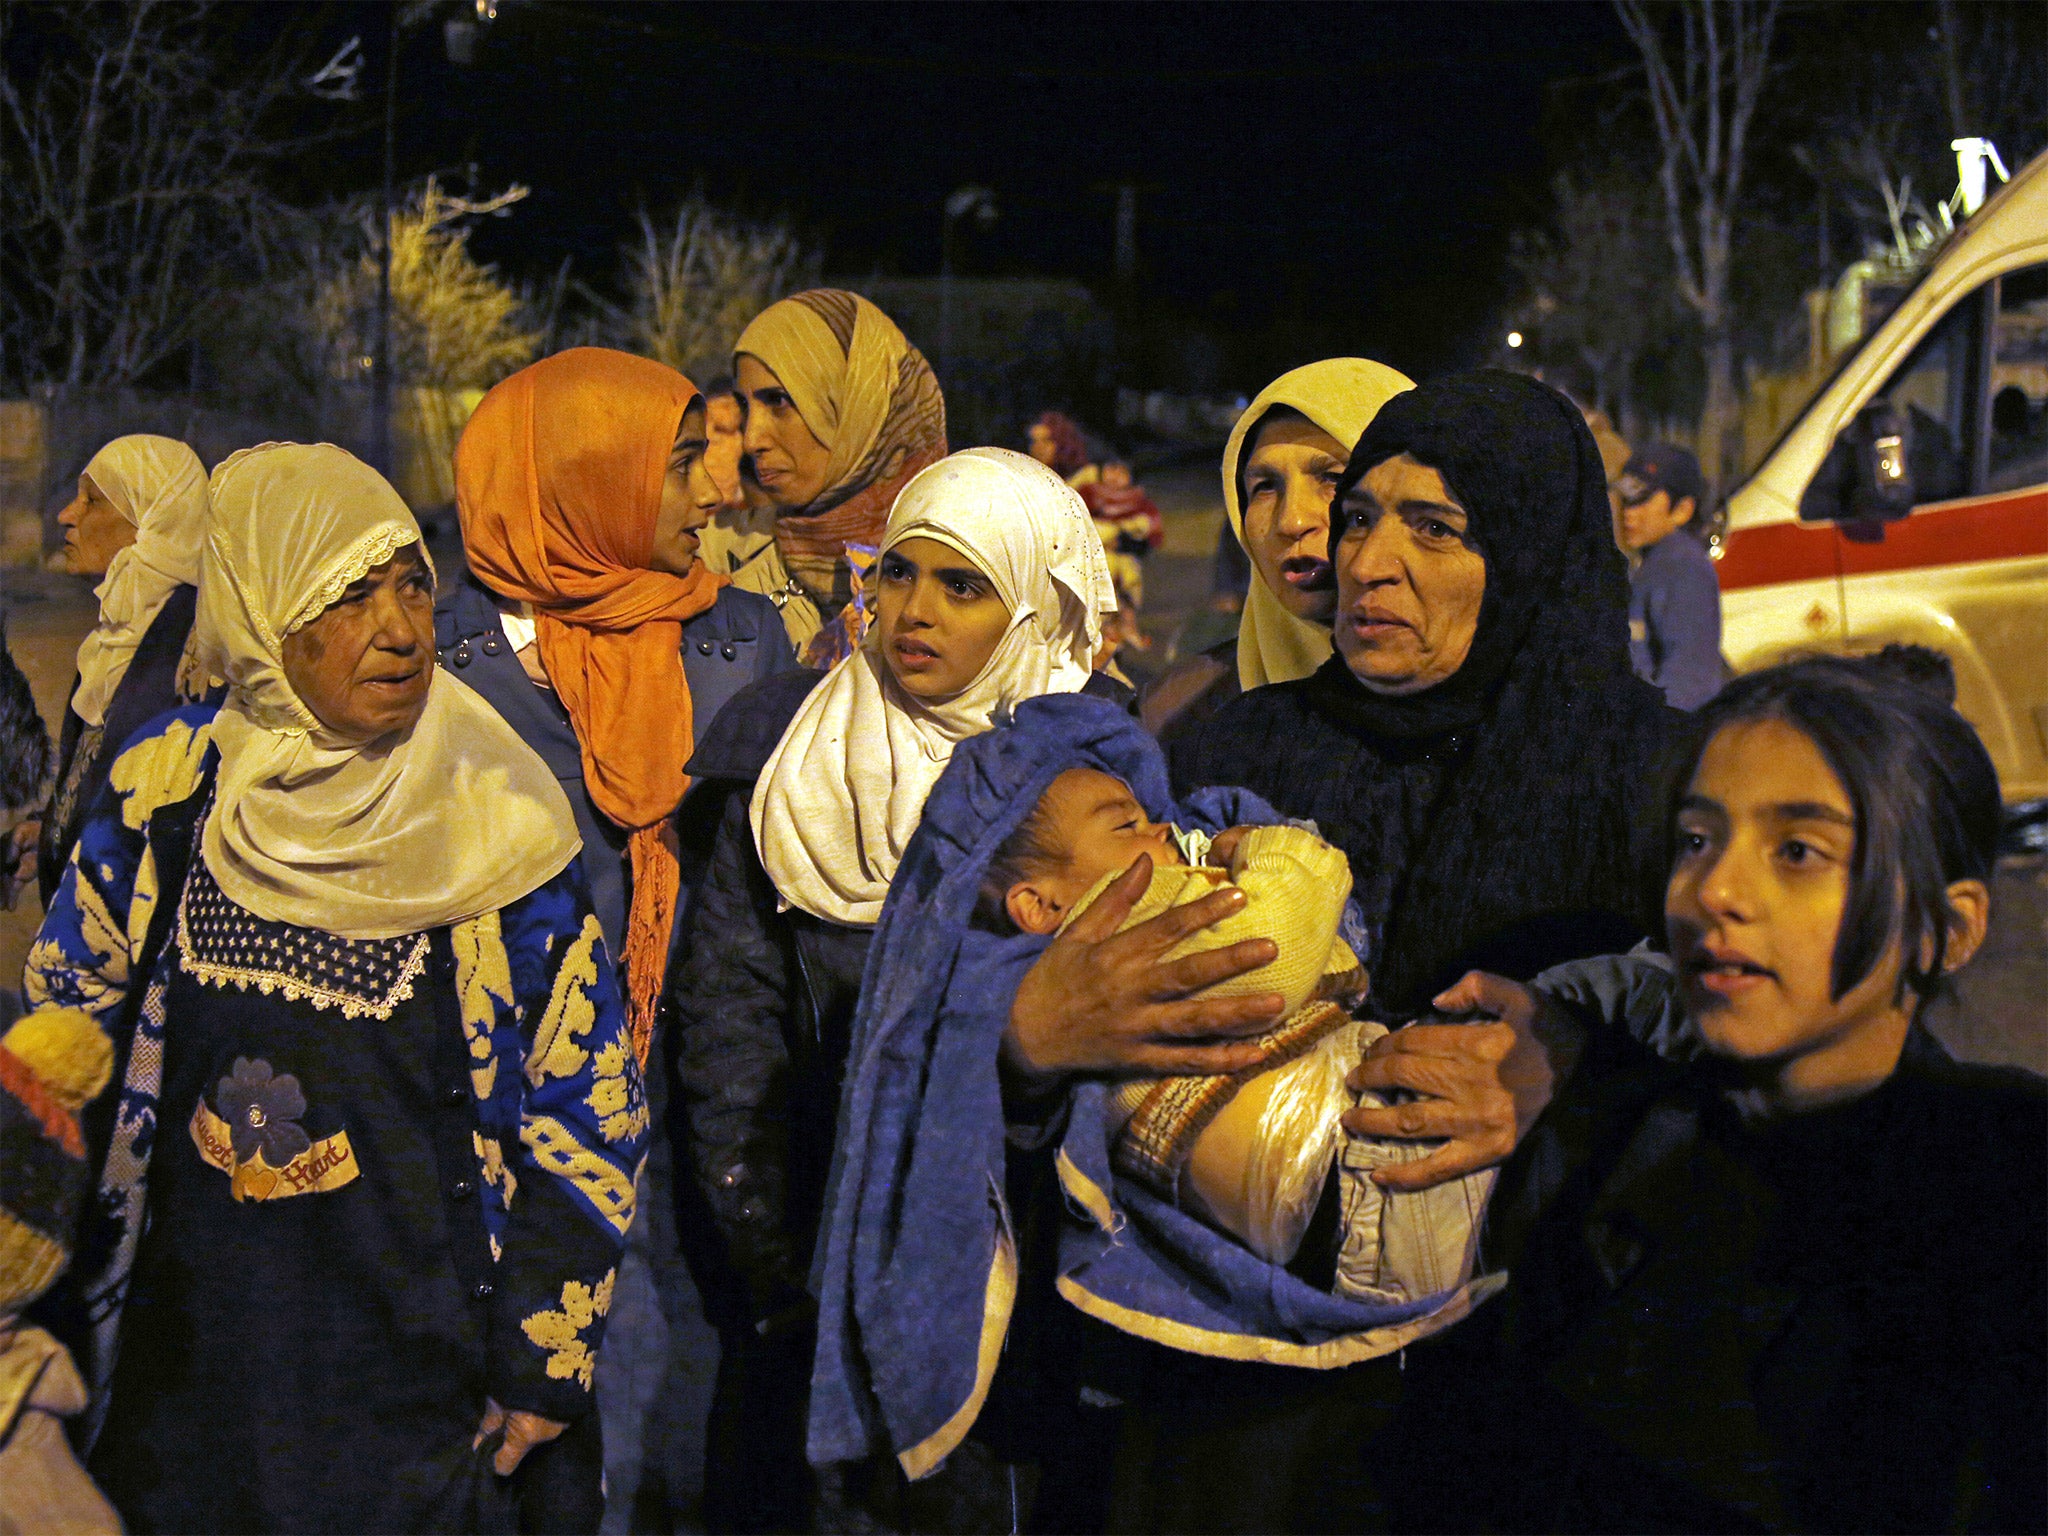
top-left (72, 435), bottom-right (210, 727)
top-left (196, 442), bottom-right (581, 939)
top-left (751, 447), bottom-right (1117, 926)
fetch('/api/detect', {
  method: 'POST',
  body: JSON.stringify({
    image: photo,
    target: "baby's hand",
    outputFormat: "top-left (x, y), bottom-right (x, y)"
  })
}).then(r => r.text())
top-left (1204, 826), bottom-right (1255, 867)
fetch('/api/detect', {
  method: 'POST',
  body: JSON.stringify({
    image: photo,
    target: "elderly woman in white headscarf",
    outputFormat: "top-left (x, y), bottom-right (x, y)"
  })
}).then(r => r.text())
top-left (29, 436), bottom-right (212, 907)
top-left (664, 446), bottom-right (1115, 1532)
top-left (17, 443), bottom-right (647, 1534)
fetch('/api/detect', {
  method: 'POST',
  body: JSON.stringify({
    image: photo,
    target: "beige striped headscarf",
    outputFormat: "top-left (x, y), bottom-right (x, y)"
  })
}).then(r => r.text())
top-left (734, 290), bottom-right (947, 610)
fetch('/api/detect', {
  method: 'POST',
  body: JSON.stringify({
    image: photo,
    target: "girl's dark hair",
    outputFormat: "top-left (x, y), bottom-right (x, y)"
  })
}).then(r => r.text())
top-left (973, 797), bottom-right (1066, 935)
top-left (1669, 649), bottom-right (2003, 1005)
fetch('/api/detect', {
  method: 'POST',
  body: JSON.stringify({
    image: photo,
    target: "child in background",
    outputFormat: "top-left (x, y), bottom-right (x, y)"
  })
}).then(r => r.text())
top-left (978, 765), bottom-right (1493, 1311)
top-left (1614, 442), bottom-right (1724, 710)
top-left (1083, 460), bottom-right (1165, 659)
top-left (0, 1006), bottom-right (119, 1532)
top-left (1082, 459), bottom-right (1165, 610)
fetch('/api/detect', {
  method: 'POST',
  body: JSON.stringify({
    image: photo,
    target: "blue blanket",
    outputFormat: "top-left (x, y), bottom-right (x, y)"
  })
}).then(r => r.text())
top-left (808, 694), bottom-right (1484, 1479)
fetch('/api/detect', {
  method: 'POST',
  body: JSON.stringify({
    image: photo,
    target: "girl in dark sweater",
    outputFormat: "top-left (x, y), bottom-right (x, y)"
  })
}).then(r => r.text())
top-left (1406, 654), bottom-right (2045, 1534)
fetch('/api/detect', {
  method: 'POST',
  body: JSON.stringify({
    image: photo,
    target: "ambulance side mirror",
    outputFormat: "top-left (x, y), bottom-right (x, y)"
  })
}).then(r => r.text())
top-left (1800, 401), bottom-right (1917, 526)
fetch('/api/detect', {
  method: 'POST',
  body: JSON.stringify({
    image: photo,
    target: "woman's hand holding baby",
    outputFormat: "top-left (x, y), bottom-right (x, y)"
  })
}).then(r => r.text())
top-left (1342, 971), bottom-right (1585, 1192)
top-left (1005, 854), bottom-right (1286, 1081)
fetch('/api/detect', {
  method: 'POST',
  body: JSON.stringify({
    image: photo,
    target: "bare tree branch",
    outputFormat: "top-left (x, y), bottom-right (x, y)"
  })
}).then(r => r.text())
top-left (0, 0), bottom-right (318, 390)
top-left (582, 197), bottom-right (820, 383)
top-left (1611, 0), bottom-right (1778, 492)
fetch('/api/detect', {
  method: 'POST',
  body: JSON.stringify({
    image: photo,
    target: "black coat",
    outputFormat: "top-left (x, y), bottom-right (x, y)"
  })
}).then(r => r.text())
top-left (1398, 1025), bottom-right (2047, 1534)
top-left (663, 668), bottom-right (865, 1325)
top-left (665, 667), bottom-right (1136, 1326)
top-left (1169, 674), bottom-right (1676, 1011)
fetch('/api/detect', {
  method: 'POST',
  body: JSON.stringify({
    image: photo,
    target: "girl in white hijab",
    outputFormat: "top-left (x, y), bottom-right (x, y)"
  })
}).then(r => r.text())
top-left (34, 436), bottom-right (214, 905)
top-left (668, 446), bottom-right (1114, 1533)
top-left (751, 446), bottom-right (1117, 925)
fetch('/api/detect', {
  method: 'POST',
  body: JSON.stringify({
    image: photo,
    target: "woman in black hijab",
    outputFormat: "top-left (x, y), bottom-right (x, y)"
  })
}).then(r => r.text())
top-left (1000, 373), bottom-right (1681, 1533)
top-left (1173, 368), bottom-right (1676, 1013)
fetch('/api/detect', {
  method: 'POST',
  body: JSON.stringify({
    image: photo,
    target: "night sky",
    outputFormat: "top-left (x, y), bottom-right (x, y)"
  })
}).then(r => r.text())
top-left (306, 1), bottom-right (1636, 383)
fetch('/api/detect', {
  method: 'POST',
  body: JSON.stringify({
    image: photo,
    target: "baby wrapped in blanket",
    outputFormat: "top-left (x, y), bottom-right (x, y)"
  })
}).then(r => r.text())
top-left (811, 695), bottom-right (1507, 1480)
top-left (979, 765), bottom-right (1494, 1307)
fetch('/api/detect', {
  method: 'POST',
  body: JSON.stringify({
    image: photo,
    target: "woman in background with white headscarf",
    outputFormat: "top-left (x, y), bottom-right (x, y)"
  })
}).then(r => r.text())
top-left (30, 436), bottom-right (211, 907)
top-left (1141, 360), bottom-right (1412, 744)
top-left (665, 446), bottom-right (1115, 1532)
top-left (19, 443), bottom-right (646, 1534)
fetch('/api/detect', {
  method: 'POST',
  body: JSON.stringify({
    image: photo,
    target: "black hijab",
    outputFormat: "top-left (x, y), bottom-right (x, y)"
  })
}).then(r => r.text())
top-left (1171, 371), bottom-right (1677, 1010)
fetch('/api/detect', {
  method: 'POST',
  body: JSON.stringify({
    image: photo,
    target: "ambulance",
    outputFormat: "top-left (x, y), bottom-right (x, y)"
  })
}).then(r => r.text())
top-left (1717, 147), bottom-right (2048, 803)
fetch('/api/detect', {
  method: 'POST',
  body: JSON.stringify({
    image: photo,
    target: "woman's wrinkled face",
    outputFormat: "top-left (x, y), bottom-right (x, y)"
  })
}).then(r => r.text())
top-left (1239, 414), bottom-right (1348, 623)
top-left (875, 536), bottom-right (1012, 699)
top-left (650, 402), bottom-right (722, 576)
top-left (1332, 454), bottom-right (1487, 694)
top-left (58, 472), bottom-right (137, 576)
top-left (281, 546), bottom-right (435, 743)
top-left (736, 354), bottom-right (832, 511)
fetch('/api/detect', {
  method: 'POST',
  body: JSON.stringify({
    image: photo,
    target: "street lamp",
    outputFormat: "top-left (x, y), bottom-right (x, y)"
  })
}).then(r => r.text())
top-left (1506, 331), bottom-right (1524, 350)
top-left (939, 185), bottom-right (997, 385)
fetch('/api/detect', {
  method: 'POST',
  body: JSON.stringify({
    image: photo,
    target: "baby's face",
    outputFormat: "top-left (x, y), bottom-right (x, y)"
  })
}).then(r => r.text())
top-left (1007, 768), bottom-right (1181, 934)
top-left (1101, 461), bottom-right (1133, 489)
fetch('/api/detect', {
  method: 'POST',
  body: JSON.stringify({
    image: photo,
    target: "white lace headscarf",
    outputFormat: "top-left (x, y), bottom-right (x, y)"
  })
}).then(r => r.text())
top-left (751, 447), bottom-right (1117, 926)
top-left (196, 442), bottom-right (580, 939)
top-left (71, 435), bottom-right (211, 726)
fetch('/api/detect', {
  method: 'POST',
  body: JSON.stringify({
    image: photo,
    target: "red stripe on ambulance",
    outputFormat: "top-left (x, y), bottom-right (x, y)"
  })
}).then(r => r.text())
top-left (1718, 486), bottom-right (2048, 592)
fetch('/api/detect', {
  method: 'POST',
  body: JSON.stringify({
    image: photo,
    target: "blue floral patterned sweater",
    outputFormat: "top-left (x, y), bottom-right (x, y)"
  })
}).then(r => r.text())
top-left (22, 703), bottom-right (648, 1428)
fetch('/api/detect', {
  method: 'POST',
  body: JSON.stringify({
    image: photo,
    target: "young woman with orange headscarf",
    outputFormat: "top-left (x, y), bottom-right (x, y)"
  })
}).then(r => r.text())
top-left (449, 347), bottom-right (796, 1058)
top-left (448, 348), bottom-right (796, 1531)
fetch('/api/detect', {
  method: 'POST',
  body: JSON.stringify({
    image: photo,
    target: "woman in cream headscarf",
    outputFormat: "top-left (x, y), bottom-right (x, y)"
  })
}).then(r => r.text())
top-left (1142, 359), bottom-right (1412, 742)
top-left (702, 289), bottom-right (948, 666)
top-left (666, 447), bottom-right (1114, 1532)
top-left (32, 435), bottom-right (212, 906)
top-left (20, 443), bottom-right (646, 1534)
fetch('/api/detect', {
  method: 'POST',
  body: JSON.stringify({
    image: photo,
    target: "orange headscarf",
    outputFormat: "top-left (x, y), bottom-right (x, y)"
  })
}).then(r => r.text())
top-left (455, 347), bottom-right (728, 1062)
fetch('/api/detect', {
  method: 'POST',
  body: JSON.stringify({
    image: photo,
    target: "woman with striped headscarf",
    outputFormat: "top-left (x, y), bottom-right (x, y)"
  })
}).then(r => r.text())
top-left (701, 289), bottom-right (948, 668)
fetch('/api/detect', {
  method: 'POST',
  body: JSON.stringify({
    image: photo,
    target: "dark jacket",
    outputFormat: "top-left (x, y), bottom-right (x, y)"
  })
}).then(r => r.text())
top-left (434, 572), bottom-right (795, 957)
top-left (663, 667), bottom-right (867, 1326)
top-left (665, 667), bottom-right (1136, 1325)
top-left (1628, 531), bottom-right (1725, 711)
top-left (1139, 636), bottom-right (1240, 751)
top-left (1403, 1024), bottom-right (2047, 1535)
top-left (39, 583), bottom-right (196, 908)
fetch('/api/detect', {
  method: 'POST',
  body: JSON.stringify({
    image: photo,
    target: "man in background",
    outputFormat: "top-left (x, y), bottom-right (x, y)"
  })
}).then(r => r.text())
top-left (1616, 443), bottom-right (1725, 710)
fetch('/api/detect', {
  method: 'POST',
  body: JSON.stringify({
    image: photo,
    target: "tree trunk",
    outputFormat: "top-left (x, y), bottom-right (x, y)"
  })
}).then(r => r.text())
top-left (1701, 325), bottom-right (1740, 502)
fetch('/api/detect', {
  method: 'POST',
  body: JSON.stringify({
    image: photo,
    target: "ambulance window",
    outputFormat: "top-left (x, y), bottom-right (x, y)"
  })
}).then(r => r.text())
top-left (1988, 265), bottom-right (2048, 494)
top-left (1871, 292), bottom-right (1980, 503)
